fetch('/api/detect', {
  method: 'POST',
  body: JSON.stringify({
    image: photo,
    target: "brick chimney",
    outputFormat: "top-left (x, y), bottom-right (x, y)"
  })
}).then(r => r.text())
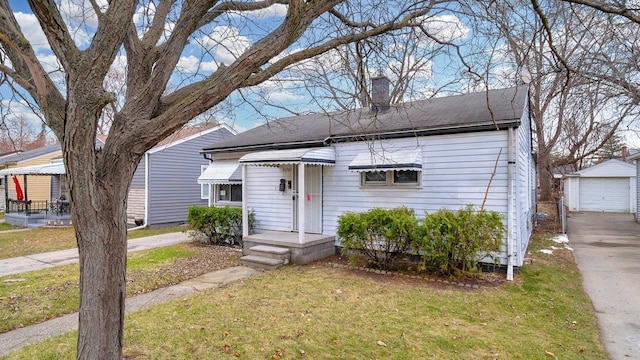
top-left (371, 75), bottom-right (390, 113)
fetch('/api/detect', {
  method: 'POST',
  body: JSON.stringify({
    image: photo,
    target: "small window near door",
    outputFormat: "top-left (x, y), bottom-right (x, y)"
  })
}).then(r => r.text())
top-left (217, 184), bottom-right (242, 203)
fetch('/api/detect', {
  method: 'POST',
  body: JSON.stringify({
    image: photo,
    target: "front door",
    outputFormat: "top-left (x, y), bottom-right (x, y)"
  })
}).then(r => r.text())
top-left (292, 165), bottom-right (323, 233)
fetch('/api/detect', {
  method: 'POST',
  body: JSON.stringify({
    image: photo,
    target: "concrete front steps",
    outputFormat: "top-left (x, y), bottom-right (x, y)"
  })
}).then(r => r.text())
top-left (241, 245), bottom-right (290, 270)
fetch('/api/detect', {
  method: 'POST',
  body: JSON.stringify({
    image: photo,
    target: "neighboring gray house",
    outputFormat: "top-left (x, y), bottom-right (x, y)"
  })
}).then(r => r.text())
top-left (200, 79), bottom-right (535, 279)
top-left (128, 124), bottom-right (236, 228)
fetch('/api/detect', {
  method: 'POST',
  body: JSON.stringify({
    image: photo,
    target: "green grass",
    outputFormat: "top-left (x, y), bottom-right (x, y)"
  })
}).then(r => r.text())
top-left (0, 226), bottom-right (187, 260)
top-left (3, 234), bottom-right (606, 359)
top-left (0, 223), bottom-right (20, 231)
top-left (0, 243), bottom-right (240, 334)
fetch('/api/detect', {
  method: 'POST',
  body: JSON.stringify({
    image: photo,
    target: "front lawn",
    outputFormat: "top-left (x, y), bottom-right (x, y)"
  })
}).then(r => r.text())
top-left (0, 242), bottom-right (241, 333)
top-left (0, 226), bottom-right (187, 260)
top-left (3, 234), bottom-right (606, 359)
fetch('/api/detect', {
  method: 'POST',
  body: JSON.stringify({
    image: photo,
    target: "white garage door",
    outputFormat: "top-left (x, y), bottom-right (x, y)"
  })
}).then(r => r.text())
top-left (579, 177), bottom-right (630, 212)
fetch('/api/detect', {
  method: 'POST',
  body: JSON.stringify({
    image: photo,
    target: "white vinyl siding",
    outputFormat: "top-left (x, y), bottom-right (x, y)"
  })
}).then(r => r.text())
top-left (245, 166), bottom-right (293, 232)
top-left (515, 100), bottom-right (535, 266)
top-left (323, 132), bottom-right (510, 261)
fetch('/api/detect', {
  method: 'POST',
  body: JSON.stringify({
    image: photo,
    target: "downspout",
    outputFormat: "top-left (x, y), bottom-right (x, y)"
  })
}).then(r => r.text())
top-left (507, 127), bottom-right (515, 281)
top-left (128, 152), bottom-right (149, 232)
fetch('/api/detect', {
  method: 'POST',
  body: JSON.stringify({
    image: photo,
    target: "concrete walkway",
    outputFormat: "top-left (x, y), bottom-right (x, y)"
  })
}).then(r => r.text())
top-left (0, 266), bottom-right (259, 355)
top-left (0, 232), bottom-right (192, 277)
top-left (568, 212), bottom-right (640, 360)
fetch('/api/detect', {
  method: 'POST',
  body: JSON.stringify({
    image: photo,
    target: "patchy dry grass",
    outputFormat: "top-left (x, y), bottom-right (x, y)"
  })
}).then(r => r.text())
top-left (4, 233), bottom-right (605, 359)
top-left (0, 226), bottom-right (187, 260)
top-left (0, 243), bottom-right (241, 333)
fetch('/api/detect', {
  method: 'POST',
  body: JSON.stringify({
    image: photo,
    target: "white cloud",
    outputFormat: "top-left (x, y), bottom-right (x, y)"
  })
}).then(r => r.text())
top-left (284, 48), bottom-right (346, 76)
top-left (230, 2), bottom-right (288, 19)
top-left (14, 12), bottom-right (49, 52)
top-left (267, 90), bottom-right (304, 102)
top-left (418, 14), bottom-right (470, 45)
top-left (197, 26), bottom-right (251, 65)
top-left (176, 55), bottom-right (219, 73)
top-left (59, 0), bottom-right (101, 28)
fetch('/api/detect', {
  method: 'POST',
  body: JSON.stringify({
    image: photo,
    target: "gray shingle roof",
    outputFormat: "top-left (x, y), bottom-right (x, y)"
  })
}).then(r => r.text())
top-left (203, 85), bottom-right (529, 153)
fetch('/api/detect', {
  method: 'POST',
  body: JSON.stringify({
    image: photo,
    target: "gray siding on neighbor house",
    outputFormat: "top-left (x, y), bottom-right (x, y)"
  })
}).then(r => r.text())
top-left (146, 127), bottom-right (234, 226)
top-left (130, 160), bottom-right (145, 190)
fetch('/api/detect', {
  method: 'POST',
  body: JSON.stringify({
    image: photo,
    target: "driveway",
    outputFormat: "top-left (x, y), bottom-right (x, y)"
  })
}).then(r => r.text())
top-left (567, 212), bottom-right (640, 360)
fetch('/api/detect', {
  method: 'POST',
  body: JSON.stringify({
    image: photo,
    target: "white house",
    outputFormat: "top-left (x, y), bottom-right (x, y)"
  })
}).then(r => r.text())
top-left (563, 159), bottom-right (636, 213)
top-left (200, 79), bottom-right (535, 279)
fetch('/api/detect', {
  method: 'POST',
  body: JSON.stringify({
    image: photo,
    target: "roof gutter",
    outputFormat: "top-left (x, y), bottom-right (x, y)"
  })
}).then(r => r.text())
top-left (201, 140), bottom-right (327, 154)
top-left (202, 119), bottom-right (521, 155)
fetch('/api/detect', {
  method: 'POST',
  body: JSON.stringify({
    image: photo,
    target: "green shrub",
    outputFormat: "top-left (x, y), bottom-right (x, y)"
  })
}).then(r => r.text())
top-left (414, 205), bottom-right (505, 276)
top-left (337, 207), bottom-right (418, 270)
top-left (187, 206), bottom-right (255, 246)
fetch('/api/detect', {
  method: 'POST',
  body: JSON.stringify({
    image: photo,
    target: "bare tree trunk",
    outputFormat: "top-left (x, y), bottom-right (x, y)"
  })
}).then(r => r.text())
top-left (537, 150), bottom-right (554, 201)
top-left (75, 200), bottom-right (128, 359)
top-left (63, 93), bottom-right (140, 359)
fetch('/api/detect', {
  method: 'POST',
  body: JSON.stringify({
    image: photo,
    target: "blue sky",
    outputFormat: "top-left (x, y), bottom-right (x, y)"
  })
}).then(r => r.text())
top-left (1, 1), bottom-right (487, 137)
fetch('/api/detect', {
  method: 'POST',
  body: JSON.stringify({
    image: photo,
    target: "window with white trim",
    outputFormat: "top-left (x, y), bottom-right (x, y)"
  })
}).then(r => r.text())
top-left (200, 165), bottom-right (209, 200)
top-left (361, 170), bottom-right (421, 186)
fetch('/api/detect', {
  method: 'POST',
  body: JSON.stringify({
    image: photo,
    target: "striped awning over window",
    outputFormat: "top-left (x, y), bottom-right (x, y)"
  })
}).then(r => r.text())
top-left (239, 147), bottom-right (335, 166)
top-left (348, 148), bottom-right (423, 172)
top-left (197, 160), bottom-right (242, 184)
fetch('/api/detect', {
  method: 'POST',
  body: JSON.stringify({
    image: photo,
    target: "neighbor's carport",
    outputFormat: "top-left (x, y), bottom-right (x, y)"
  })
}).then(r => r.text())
top-left (563, 159), bottom-right (636, 213)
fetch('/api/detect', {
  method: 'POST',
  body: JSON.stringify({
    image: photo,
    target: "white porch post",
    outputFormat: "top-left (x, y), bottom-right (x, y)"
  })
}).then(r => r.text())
top-left (242, 164), bottom-right (249, 237)
top-left (298, 163), bottom-right (305, 243)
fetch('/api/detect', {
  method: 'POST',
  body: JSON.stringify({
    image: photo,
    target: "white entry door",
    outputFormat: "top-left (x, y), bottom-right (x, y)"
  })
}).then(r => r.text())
top-left (292, 165), bottom-right (323, 233)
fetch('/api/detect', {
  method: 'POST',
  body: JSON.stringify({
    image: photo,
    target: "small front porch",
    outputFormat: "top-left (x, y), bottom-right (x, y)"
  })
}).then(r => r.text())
top-left (1, 162), bottom-right (71, 228)
top-left (242, 231), bottom-right (336, 265)
top-left (5, 210), bottom-right (72, 228)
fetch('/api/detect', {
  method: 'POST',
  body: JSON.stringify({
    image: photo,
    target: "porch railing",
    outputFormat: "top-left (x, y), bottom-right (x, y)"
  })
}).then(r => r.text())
top-left (6, 200), bottom-right (70, 216)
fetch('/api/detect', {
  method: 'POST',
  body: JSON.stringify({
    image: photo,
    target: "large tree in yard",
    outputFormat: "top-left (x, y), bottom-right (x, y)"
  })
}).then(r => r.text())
top-left (0, 0), bottom-right (452, 358)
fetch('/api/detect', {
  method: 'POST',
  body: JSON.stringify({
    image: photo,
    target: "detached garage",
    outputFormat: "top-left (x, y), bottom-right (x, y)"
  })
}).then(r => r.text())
top-left (564, 159), bottom-right (636, 213)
